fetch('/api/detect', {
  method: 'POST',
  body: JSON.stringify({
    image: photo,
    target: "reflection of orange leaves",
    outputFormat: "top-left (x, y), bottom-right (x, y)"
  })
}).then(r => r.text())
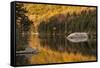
top-left (29, 35), bottom-right (96, 64)
top-left (29, 45), bottom-right (96, 64)
top-left (30, 49), bottom-right (96, 64)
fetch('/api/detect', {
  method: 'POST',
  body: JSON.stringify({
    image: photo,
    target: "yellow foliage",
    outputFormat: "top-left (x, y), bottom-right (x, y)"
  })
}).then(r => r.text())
top-left (23, 3), bottom-right (96, 26)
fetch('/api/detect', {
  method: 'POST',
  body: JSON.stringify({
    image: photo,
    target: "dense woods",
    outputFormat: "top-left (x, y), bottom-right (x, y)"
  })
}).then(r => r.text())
top-left (38, 8), bottom-right (96, 38)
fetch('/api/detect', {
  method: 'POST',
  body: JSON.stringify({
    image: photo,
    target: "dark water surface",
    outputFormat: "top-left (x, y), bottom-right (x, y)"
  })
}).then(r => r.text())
top-left (16, 35), bottom-right (97, 65)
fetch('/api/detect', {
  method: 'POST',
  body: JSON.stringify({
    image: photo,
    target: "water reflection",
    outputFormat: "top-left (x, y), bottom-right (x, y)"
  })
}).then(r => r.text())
top-left (39, 35), bottom-right (96, 56)
top-left (16, 35), bottom-right (96, 65)
top-left (16, 55), bottom-right (30, 65)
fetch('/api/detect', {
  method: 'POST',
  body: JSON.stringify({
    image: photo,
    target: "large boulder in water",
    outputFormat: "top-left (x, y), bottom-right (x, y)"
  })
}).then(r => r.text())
top-left (67, 32), bottom-right (88, 43)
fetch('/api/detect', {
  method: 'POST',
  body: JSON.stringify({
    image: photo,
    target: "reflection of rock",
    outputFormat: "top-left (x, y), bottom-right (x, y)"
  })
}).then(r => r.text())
top-left (16, 47), bottom-right (39, 55)
top-left (39, 35), bottom-right (96, 56)
top-left (67, 32), bottom-right (88, 43)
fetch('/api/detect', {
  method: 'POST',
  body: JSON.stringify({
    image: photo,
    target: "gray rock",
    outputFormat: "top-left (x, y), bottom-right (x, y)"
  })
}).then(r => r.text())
top-left (67, 32), bottom-right (88, 43)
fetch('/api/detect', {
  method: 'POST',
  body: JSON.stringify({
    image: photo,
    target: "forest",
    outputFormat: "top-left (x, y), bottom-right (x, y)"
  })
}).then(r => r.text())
top-left (38, 8), bottom-right (96, 37)
top-left (15, 3), bottom-right (97, 65)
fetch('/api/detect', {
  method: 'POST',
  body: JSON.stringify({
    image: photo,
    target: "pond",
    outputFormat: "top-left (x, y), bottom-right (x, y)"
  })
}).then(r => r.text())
top-left (16, 34), bottom-right (97, 65)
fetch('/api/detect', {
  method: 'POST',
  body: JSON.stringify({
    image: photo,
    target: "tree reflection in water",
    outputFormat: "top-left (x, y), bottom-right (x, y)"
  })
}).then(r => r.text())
top-left (16, 55), bottom-right (29, 65)
top-left (16, 35), bottom-right (96, 65)
top-left (39, 35), bottom-right (96, 56)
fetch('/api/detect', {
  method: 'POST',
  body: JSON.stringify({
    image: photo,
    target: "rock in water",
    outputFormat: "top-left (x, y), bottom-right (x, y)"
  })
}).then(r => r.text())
top-left (16, 47), bottom-right (39, 54)
top-left (67, 32), bottom-right (88, 43)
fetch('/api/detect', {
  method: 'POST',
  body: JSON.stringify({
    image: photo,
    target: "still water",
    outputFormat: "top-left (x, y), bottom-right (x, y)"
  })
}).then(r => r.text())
top-left (16, 35), bottom-right (97, 65)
